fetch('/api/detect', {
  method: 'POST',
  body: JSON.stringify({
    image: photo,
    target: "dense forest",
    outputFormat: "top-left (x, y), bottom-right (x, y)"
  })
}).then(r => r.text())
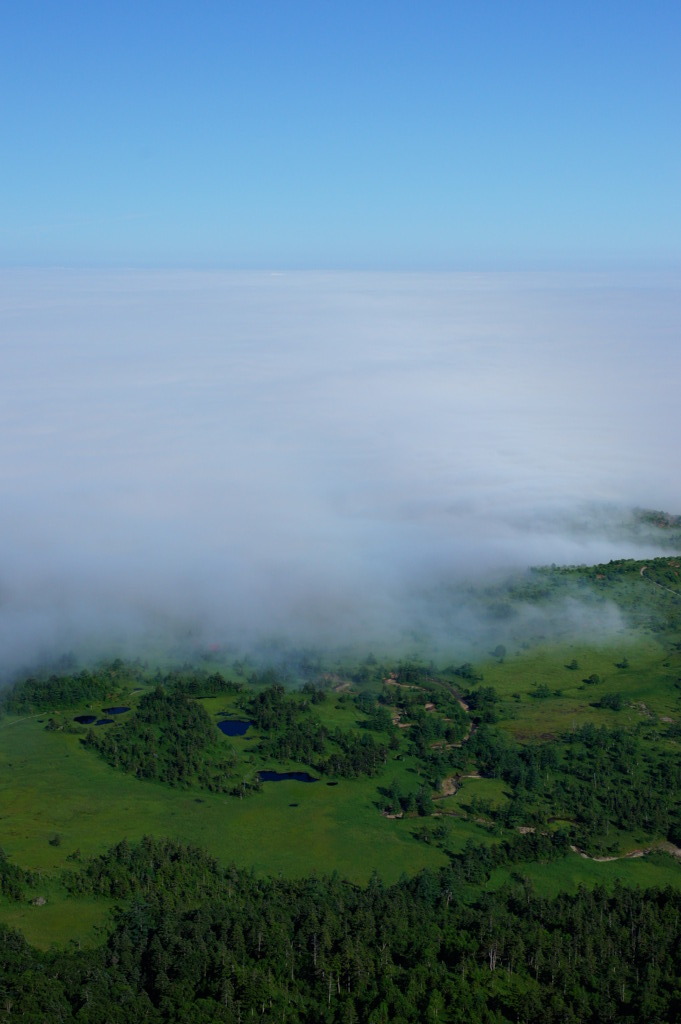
top-left (3, 836), bottom-right (681, 1023)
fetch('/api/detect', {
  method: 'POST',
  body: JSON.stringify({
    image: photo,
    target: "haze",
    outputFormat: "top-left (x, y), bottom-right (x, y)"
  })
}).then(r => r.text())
top-left (1, 269), bottom-right (679, 673)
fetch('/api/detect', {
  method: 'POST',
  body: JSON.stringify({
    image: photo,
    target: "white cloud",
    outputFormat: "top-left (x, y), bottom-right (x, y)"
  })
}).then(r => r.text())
top-left (0, 269), bottom-right (679, 673)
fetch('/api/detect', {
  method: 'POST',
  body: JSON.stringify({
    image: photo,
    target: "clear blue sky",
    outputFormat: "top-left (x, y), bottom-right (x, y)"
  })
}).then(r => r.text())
top-left (3, 1), bottom-right (680, 269)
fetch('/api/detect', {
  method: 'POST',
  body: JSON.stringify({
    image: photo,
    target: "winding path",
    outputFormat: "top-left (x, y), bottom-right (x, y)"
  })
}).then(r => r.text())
top-left (389, 673), bottom-right (681, 867)
top-left (569, 841), bottom-right (681, 863)
top-left (4, 712), bottom-right (44, 726)
top-left (639, 565), bottom-right (681, 600)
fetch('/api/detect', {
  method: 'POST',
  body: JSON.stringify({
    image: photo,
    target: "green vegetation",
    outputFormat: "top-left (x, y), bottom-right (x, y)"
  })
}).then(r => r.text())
top-left (0, 849), bottom-right (38, 900)
top-left (83, 688), bottom-right (241, 792)
top-left (2, 543), bottom-right (681, 1019)
top-left (1, 657), bottom-right (141, 714)
top-left (247, 682), bottom-right (390, 778)
top-left (2, 837), bottom-right (681, 1023)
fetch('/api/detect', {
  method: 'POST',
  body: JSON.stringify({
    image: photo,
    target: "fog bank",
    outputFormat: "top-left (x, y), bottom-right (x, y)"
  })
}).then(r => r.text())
top-left (1, 270), bottom-right (679, 674)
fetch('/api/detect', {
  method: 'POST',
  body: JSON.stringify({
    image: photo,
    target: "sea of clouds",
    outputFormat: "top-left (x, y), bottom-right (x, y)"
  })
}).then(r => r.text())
top-left (1, 269), bottom-right (679, 675)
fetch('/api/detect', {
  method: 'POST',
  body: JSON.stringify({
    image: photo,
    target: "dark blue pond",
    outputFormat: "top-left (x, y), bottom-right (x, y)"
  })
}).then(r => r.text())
top-left (258, 770), bottom-right (318, 783)
top-left (102, 706), bottom-right (130, 715)
top-left (96, 718), bottom-right (114, 725)
top-left (74, 715), bottom-right (97, 725)
top-left (217, 720), bottom-right (252, 736)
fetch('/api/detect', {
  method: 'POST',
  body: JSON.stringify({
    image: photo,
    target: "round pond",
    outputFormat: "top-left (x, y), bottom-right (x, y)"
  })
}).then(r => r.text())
top-left (217, 720), bottom-right (252, 736)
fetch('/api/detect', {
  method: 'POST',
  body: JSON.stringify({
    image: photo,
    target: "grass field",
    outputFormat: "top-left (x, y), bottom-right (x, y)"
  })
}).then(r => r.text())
top-left (487, 850), bottom-right (681, 898)
top-left (0, 700), bottom-right (450, 883)
top-left (475, 632), bottom-right (681, 741)
top-left (0, 887), bottom-right (112, 950)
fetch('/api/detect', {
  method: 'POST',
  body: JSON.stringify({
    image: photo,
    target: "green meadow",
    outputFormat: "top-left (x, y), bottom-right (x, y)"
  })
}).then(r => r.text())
top-left (0, 887), bottom-right (110, 951)
top-left (0, 705), bottom-right (449, 884)
top-left (487, 850), bottom-right (681, 899)
top-left (0, 697), bottom-right (451, 947)
top-left (478, 632), bottom-right (681, 741)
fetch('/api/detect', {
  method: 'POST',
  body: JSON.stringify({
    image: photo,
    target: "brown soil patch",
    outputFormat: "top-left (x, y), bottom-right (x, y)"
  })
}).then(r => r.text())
top-left (320, 673), bottom-right (352, 692)
top-left (436, 776), bottom-right (457, 798)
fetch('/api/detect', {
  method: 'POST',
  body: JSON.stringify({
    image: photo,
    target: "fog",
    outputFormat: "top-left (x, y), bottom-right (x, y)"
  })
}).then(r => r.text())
top-left (1, 269), bottom-right (679, 676)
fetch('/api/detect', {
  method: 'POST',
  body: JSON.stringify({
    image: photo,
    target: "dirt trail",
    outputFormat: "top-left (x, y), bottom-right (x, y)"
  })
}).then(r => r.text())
top-left (454, 703), bottom-right (476, 744)
top-left (640, 565), bottom-right (681, 600)
top-left (430, 682), bottom-right (479, 797)
top-left (384, 675), bottom-right (479, 806)
top-left (404, 669), bottom-right (681, 863)
top-left (569, 841), bottom-right (681, 863)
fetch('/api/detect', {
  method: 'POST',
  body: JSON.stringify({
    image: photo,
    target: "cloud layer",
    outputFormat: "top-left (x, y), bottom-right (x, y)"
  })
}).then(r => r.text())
top-left (1, 270), bottom-right (679, 673)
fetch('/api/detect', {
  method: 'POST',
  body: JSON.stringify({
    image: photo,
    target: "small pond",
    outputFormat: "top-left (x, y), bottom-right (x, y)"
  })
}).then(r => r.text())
top-left (258, 770), bottom-right (318, 783)
top-left (96, 718), bottom-right (114, 725)
top-left (217, 720), bottom-right (252, 737)
top-left (102, 706), bottom-right (130, 715)
top-left (73, 715), bottom-right (97, 725)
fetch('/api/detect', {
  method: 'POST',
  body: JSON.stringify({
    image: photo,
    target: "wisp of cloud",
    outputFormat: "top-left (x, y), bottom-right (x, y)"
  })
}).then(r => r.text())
top-left (1, 269), bottom-right (679, 675)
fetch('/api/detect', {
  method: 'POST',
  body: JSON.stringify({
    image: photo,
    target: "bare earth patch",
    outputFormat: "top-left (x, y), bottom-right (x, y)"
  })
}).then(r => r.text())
top-left (433, 776), bottom-right (457, 799)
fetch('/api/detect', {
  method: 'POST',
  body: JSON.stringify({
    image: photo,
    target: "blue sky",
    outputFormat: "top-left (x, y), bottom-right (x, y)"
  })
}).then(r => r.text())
top-left (3, 1), bottom-right (680, 268)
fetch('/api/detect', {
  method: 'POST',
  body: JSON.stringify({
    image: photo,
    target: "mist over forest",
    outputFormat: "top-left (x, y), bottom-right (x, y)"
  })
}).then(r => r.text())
top-left (1, 269), bottom-right (680, 676)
